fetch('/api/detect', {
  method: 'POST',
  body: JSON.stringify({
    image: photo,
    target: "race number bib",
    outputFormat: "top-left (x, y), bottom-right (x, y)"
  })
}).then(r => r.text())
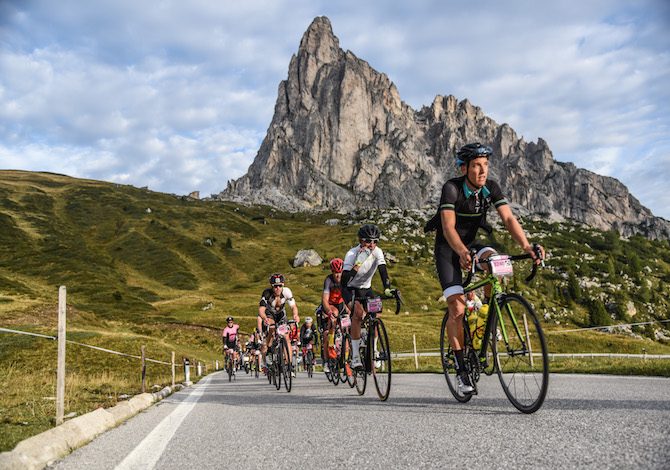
top-left (277, 324), bottom-right (289, 336)
top-left (489, 256), bottom-right (514, 277)
top-left (367, 297), bottom-right (383, 313)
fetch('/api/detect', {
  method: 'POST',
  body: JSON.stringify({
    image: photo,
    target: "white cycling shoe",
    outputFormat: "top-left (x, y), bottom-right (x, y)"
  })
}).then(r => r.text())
top-left (457, 373), bottom-right (474, 394)
top-left (351, 357), bottom-right (364, 370)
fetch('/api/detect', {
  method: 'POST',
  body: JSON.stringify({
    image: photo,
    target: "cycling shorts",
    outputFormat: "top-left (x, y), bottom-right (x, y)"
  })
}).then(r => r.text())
top-left (434, 242), bottom-right (496, 298)
top-left (342, 287), bottom-right (375, 309)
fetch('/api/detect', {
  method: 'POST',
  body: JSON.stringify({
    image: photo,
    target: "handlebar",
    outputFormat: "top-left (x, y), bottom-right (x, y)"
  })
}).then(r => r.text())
top-left (462, 244), bottom-right (544, 287)
top-left (386, 289), bottom-right (403, 315)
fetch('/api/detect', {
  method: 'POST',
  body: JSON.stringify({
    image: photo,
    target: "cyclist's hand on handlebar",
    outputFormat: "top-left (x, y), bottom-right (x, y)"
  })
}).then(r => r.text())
top-left (524, 243), bottom-right (545, 266)
top-left (458, 248), bottom-right (472, 270)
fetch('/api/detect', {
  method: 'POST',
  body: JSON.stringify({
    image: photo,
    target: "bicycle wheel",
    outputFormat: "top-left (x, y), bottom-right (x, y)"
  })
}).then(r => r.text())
top-left (372, 318), bottom-right (392, 401)
top-left (440, 311), bottom-right (473, 403)
top-left (274, 347), bottom-right (282, 391)
top-left (342, 334), bottom-right (355, 388)
top-left (330, 357), bottom-right (340, 386)
top-left (354, 341), bottom-right (367, 396)
top-left (227, 357), bottom-right (233, 382)
top-left (338, 333), bottom-right (348, 384)
top-left (281, 341), bottom-right (292, 392)
top-left (307, 351), bottom-right (314, 378)
top-left (491, 293), bottom-right (549, 413)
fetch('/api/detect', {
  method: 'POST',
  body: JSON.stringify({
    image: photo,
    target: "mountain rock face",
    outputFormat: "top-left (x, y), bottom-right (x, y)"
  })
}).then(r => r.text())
top-left (220, 16), bottom-right (670, 240)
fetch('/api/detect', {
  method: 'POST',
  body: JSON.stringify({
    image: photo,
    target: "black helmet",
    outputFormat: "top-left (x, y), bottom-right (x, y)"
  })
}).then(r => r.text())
top-left (456, 143), bottom-right (493, 166)
top-left (269, 273), bottom-right (285, 286)
top-left (357, 224), bottom-right (381, 241)
top-left (226, 316), bottom-right (234, 322)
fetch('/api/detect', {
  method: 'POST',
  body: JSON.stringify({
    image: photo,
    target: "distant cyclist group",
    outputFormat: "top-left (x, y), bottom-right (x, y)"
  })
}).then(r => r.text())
top-left (219, 143), bottom-right (549, 412)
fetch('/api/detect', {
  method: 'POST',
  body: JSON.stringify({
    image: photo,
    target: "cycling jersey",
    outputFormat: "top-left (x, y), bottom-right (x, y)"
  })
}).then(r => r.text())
top-left (436, 175), bottom-right (507, 246)
top-left (300, 323), bottom-right (318, 344)
top-left (323, 274), bottom-right (344, 306)
top-left (342, 245), bottom-right (386, 289)
top-left (222, 324), bottom-right (240, 348)
top-left (259, 287), bottom-right (296, 321)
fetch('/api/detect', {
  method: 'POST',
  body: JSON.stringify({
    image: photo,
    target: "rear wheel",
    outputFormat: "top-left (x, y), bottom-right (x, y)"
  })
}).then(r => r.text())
top-left (354, 340), bottom-right (367, 396)
top-left (306, 350), bottom-right (314, 378)
top-left (440, 311), bottom-right (472, 403)
top-left (492, 294), bottom-right (549, 413)
top-left (372, 318), bottom-right (392, 401)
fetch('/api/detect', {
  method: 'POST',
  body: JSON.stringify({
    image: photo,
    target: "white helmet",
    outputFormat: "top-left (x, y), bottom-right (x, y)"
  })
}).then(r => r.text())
top-left (305, 317), bottom-right (313, 323)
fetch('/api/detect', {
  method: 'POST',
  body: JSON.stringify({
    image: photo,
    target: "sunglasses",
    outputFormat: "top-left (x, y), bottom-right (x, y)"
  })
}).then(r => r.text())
top-left (362, 238), bottom-right (378, 244)
top-left (272, 284), bottom-right (283, 288)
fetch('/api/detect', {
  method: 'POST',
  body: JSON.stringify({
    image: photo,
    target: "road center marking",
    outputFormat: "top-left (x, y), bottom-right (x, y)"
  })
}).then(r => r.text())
top-left (114, 374), bottom-right (213, 470)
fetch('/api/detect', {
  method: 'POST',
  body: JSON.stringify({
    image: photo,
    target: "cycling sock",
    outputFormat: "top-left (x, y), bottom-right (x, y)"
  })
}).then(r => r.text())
top-left (454, 349), bottom-right (466, 371)
top-left (351, 339), bottom-right (361, 358)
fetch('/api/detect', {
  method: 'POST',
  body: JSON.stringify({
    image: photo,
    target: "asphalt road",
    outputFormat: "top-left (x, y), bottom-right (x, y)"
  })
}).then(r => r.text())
top-left (50, 371), bottom-right (670, 469)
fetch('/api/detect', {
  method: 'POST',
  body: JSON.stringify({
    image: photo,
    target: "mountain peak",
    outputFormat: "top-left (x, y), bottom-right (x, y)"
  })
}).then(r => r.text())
top-left (298, 16), bottom-right (340, 63)
top-left (220, 18), bottom-right (670, 240)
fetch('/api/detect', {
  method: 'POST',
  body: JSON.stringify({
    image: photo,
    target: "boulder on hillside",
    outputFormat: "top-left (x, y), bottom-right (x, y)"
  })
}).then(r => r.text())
top-left (293, 249), bottom-right (323, 267)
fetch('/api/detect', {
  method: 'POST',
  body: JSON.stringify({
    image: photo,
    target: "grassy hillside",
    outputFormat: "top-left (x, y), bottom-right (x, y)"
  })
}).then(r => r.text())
top-left (1, 170), bottom-right (669, 450)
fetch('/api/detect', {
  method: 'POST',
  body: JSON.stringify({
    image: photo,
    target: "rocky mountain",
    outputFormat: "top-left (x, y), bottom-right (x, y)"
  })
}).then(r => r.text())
top-left (220, 16), bottom-right (670, 240)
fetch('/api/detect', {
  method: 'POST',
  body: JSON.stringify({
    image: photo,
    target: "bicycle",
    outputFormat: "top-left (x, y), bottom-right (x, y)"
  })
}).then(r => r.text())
top-left (224, 347), bottom-right (236, 382)
top-left (267, 318), bottom-right (293, 392)
top-left (352, 289), bottom-right (403, 401)
top-left (439, 245), bottom-right (549, 413)
top-left (301, 341), bottom-right (316, 378)
top-left (335, 310), bottom-right (355, 388)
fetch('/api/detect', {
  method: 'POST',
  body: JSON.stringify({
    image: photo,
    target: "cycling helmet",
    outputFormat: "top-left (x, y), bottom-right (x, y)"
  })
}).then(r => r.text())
top-left (305, 317), bottom-right (313, 323)
top-left (226, 316), bottom-right (233, 322)
top-left (269, 273), bottom-right (285, 286)
top-left (455, 142), bottom-right (493, 166)
top-left (329, 258), bottom-right (344, 273)
top-left (357, 224), bottom-right (381, 241)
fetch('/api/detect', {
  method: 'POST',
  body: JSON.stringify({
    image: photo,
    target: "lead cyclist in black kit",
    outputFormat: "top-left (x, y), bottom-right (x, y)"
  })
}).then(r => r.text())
top-left (427, 143), bottom-right (545, 393)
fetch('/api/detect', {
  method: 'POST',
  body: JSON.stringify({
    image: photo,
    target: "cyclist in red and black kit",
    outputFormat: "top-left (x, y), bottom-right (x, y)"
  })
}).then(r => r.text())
top-left (319, 258), bottom-right (350, 373)
top-left (426, 143), bottom-right (544, 394)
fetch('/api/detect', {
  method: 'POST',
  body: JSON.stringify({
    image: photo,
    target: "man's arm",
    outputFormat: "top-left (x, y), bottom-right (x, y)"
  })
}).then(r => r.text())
top-left (496, 205), bottom-right (544, 261)
top-left (291, 303), bottom-right (299, 323)
top-left (441, 210), bottom-right (471, 269)
top-left (258, 305), bottom-right (268, 324)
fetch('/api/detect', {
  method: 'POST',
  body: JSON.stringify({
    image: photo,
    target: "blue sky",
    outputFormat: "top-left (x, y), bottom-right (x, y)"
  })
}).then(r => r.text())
top-left (1, 0), bottom-right (669, 219)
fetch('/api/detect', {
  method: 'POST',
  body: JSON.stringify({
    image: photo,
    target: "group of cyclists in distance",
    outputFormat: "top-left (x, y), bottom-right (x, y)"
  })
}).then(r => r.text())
top-left (219, 142), bottom-right (546, 403)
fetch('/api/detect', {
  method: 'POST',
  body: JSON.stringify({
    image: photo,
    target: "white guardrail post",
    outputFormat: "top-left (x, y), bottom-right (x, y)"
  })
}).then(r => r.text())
top-left (56, 286), bottom-right (67, 426)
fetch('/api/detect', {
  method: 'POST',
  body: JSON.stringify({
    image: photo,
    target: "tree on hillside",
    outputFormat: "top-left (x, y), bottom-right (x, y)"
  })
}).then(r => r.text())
top-left (588, 299), bottom-right (611, 327)
top-left (567, 271), bottom-right (581, 304)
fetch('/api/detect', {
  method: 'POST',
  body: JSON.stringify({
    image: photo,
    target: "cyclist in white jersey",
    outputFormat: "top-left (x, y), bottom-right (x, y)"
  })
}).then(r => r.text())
top-left (342, 224), bottom-right (393, 370)
top-left (258, 273), bottom-right (300, 371)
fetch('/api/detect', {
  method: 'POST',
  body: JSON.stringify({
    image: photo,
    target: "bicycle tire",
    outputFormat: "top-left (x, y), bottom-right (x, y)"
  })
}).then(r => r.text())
top-left (330, 357), bottom-right (340, 386)
top-left (342, 334), bottom-right (355, 388)
top-left (274, 346), bottom-right (282, 391)
top-left (227, 357), bottom-right (233, 382)
top-left (281, 341), bottom-right (292, 392)
top-left (372, 318), bottom-right (392, 401)
top-left (439, 311), bottom-right (473, 403)
top-left (307, 351), bottom-right (314, 378)
top-left (338, 333), bottom-right (349, 384)
top-left (354, 340), bottom-right (367, 396)
top-left (491, 293), bottom-right (549, 413)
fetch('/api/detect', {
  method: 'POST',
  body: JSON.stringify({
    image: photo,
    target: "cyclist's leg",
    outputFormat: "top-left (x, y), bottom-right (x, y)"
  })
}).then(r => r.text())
top-left (436, 242), bottom-right (473, 391)
top-left (472, 244), bottom-right (498, 301)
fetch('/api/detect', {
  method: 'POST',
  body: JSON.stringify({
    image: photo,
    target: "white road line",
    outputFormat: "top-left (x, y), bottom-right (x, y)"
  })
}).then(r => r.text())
top-left (114, 374), bottom-right (213, 470)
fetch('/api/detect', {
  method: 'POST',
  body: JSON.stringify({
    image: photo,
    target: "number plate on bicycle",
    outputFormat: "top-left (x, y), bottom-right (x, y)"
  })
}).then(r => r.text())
top-left (340, 315), bottom-right (351, 328)
top-left (490, 255), bottom-right (514, 277)
top-left (277, 324), bottom-right (289, 335)
top-left (367, 297), bottom-right (383, 313)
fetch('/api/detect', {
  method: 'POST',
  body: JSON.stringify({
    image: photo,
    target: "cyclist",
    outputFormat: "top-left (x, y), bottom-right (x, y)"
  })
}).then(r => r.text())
top-left (426, 142), bottom-right (544, 394)
top-left (222, 316), bottom-right (240, 370)
top-left (320, 258), bottom-right (350, 373)
top-left (246, 328), bottom-right (263, 373)
top-left (258, 273), bottom-right (300, 372)
top-left (342, 224), bottom-right (393, 370)
top-left (299, 317), bottom-right (318, 369)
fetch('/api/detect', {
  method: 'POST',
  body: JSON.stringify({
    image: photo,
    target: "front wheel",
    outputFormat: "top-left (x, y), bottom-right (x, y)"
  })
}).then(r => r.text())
top-left (306, 350), bottom-right (314, 378)
top-left (440, 311), bottom-right (472, 403)
top-left (280, 341), bottom-right (292, 392)
top-left (492, 294), bottom-right (549, 413)
top-left (372, 318), bottom-right (392, 401)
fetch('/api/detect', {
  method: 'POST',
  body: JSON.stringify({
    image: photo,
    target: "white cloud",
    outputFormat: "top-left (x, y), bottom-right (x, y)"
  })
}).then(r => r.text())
top-left (0, 0), bottom-right (668, 219)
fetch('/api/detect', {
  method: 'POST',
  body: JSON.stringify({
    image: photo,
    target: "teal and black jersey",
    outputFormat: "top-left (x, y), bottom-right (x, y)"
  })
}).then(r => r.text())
top-left (436, 175), bottom-right (508, 246)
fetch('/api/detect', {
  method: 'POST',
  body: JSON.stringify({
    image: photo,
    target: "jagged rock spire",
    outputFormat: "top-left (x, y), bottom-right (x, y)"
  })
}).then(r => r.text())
top-left (220, 16), bottom-right (670, 240)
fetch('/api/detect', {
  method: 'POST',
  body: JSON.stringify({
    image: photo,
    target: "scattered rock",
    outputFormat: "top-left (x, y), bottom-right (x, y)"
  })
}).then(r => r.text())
top-left (202, 302), bottom-right (213, 311)
top-left (293, 249), bottom-right (323, 267)
top-left (324, 218), bottom-right (340, 226)
top-left (145, 208), bottom-right (152, 214)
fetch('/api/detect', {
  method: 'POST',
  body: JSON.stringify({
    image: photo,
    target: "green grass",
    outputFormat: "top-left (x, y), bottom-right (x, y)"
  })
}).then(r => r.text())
top-left (0, 169), bottom-right (669, 450)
